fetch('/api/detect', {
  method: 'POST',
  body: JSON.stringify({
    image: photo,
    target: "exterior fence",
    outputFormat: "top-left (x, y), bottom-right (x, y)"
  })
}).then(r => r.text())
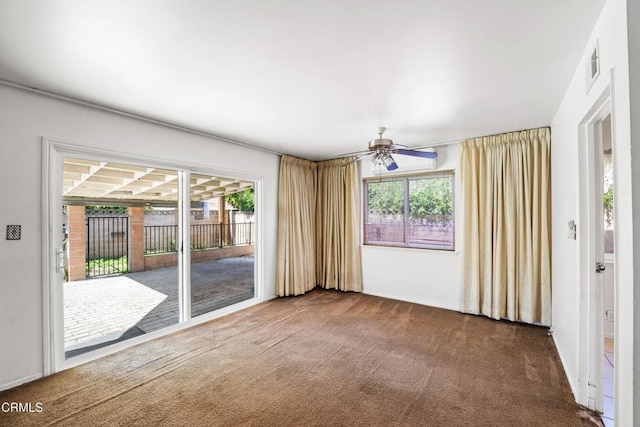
top-left (364, 215), bottom-right (454, 249)
top-left (144, 222), bottom-right (254, 254)
top-left (144, 225), bottom-right (178, 254)
top-left (77, 208), bottom-right (255, 279)
top-left (83, 215), bottom-right (254, 278)
top-left (86, 216), bottom-right (129, 277)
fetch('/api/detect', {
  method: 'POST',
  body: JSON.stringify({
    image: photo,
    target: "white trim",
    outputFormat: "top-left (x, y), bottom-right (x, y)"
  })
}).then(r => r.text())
top-left (179, 170), bottom-right (191, 323)
top-left (608, 69), bottom-right (621, 423)
top-left (47, 139), bottom-right (260, 183)
top-left (42, 139), bottom-right (66, 375)
top-left (360, 244), bottom-right (461, 256)
top-left (41, 139), bottom-right (53, 376)
top-left (576, 76), bottom-right (614, 411)
top-left (362, 290), bottom-right (460, 312)
top-left (253, 178), bottom-right (265, 302)
top-left (553, 333), bottom-right (577, 398)
top-left (0, 374), bottom-right (44, 393)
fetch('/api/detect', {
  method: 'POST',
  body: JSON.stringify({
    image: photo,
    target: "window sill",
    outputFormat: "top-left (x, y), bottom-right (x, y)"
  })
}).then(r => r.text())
top-left (361, 244), bottom-right (460, 255)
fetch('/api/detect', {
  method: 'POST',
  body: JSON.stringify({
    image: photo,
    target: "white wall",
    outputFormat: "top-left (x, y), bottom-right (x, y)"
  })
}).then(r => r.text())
top-left (0, 84), bottom-right (280, 390)
top-left (361, 143), bottom-right (462, 311)
top-left (550, 0), bottom-right (633, 423)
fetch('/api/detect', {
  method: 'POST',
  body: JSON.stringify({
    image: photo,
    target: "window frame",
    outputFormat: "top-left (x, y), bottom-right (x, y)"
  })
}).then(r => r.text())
top-left (362, 170), bottom-right (455, 251)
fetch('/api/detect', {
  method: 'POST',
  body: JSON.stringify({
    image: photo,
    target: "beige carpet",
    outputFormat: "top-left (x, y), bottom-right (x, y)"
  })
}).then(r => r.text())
top-left (0, 289), bottom-right (598, 426)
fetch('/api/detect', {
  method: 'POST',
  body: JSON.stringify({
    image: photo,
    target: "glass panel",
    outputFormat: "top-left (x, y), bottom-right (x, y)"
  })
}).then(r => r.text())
top-left (408, 176), bottom-right (454, 250)
top-left (365, 180), bottom-right (405, 245)
top-left (62, 158), bottom-right (179, 358)
top-left (189, 173), bottom-right (255, 317)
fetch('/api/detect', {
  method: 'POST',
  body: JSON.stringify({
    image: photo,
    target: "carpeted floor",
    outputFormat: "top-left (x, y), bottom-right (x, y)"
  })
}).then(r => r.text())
top-left (0, 289), bottom-right (598, 426)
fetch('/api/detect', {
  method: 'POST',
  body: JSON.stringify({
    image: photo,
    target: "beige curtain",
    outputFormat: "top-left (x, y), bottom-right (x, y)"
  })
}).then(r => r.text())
top-left (316, 158), bottom-right (362, 292)
top-left (276, 155), bottom-right (318, 296)
top-left (460, 127), bottom-right (551, 325)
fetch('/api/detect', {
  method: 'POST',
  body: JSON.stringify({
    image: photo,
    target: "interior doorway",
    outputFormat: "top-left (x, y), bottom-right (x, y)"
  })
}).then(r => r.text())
top-left (576, 86), bottom-right (617, 421)
top-left (600, 115), bottom-right (615, 426)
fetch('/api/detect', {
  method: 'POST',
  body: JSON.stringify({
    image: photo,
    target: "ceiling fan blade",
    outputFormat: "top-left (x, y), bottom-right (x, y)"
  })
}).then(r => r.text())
top-left (396, 148), bottom-right (438, 159)
top-left (386, 159), bottom-right (398, 171)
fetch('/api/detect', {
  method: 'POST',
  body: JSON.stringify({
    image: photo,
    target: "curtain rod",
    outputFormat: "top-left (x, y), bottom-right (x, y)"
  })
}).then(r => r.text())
top-left (0, 79), bottom-right (284, 157)
top-left (413, 126), bottom-right (549, 150)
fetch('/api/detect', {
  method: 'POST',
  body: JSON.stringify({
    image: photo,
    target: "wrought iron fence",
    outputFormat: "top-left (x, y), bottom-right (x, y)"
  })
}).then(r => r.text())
top-left (83, 216), bottom-right (254, 278)
top-left (144, 222), bottom-right (254, 254)
top-left (86, 216), bottom-right (129, 277)
top-left (144, 225), bottom-right (178, 254)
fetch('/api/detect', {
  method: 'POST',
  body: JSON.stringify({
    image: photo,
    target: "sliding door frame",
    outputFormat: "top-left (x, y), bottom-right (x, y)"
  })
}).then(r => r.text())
top-left (42, 138), bottom-right (264, 374)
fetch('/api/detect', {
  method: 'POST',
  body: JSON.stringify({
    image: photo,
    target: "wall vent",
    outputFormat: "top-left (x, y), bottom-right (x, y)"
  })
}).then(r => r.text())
top-left (585, 40), bottom-right (600, 93)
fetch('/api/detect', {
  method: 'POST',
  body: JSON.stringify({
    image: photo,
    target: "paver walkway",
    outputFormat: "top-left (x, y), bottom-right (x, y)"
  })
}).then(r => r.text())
top-left (64, 255), bottom-right (254, 357)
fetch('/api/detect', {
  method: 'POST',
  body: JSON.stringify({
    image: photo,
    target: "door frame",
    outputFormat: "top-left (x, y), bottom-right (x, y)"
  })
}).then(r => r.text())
top-left (42, 138), bottom-right (264, 374)
top-left (576, 76), bottom-right (618, 411)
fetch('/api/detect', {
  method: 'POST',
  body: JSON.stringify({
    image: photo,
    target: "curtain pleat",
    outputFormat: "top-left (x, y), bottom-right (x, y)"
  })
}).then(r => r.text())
top-left (317, 159), bottom-right (362, 292)
top-left (276, 156), bottom-right (317, 296)
top-left (276, 155), bottom-right (362, 296)
top-left (461, 128), bottom-right (551, 325)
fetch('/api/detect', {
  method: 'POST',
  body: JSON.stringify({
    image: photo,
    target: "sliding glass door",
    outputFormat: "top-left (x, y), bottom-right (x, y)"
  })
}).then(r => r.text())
top-left (48, 146), bottom-right (259, 369)
top-left (62, 158), bottom-right (181, 358)
top-left (189, 173), bottom-right (255, 318)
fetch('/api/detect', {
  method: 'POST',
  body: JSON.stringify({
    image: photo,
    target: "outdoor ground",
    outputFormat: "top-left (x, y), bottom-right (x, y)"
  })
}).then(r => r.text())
top-left (64, 255), bottom-right (254, 357)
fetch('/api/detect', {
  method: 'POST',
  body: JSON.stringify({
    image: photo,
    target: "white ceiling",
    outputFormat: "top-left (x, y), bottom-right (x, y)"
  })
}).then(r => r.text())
top-left (0, 1), bottom-right (605, 161)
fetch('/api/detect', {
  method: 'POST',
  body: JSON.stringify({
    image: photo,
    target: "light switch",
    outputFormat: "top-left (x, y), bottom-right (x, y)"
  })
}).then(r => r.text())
top-left (567, 220), bottom-right (576, 240)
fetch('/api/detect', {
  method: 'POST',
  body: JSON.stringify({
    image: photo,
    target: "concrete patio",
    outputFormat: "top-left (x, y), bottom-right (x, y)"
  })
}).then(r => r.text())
top-left (64, 255), bottom-right (254, 358)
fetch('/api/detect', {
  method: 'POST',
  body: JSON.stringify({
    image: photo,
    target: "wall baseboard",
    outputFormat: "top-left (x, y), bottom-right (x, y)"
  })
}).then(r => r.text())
top-left (0, 373), bottom-right (43, 392)
top-left (552, 333), bottom-right (577, 399)
top-left (262, 294), bottom-right (278, 302)
top-left (362, 290), bottom-right (460, 312)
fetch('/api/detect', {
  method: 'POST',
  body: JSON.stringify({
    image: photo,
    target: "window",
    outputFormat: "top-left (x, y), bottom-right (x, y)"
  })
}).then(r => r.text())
top-left (364, 171), bottom-right (454, 250)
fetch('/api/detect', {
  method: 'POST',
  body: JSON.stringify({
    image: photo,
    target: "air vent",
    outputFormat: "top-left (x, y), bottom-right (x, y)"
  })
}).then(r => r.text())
top-left (585, 40), bottom-right (600, 93)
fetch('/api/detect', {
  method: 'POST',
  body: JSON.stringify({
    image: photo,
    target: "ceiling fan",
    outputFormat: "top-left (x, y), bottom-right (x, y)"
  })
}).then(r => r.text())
top-left (337, 127), bottom-right (437, 172)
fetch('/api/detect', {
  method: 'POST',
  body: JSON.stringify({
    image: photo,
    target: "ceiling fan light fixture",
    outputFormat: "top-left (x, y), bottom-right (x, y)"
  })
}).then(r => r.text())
top-left (382, 154), bottom-right (398, 171)
top-left (369, 153), bottom-right (385, 175)
top-left (369, 153), bottom-right (380, 167)
top-left (338, 126), bottom-right (437, 173)
top-left (368, 151), bottom-right (398, 173)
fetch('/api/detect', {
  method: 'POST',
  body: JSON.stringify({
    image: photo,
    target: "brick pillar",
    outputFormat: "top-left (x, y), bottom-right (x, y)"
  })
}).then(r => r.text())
top-left (67, 205), bottom-right (86, 281)
top-left (129, 207), bottom-right (145, 272)
top-left (218, 196), bottom-right (229, 245)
